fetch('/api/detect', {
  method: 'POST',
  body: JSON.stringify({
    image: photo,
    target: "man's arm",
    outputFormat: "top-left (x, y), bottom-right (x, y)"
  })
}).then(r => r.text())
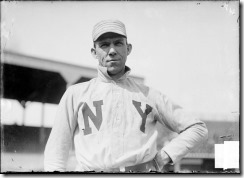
top-left (154, 92), bottom-right (208, 171)
top-left (44, 87), bottom-right (77, 172)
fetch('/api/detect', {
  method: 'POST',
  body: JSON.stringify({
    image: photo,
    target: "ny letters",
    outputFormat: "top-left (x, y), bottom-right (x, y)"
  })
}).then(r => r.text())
top-left (82, 100), bottom-right (152, 135)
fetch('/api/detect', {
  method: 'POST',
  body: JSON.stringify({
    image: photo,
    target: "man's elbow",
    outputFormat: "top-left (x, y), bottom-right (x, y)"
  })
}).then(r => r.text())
top-left (198, 122), bottom-right (209, 142)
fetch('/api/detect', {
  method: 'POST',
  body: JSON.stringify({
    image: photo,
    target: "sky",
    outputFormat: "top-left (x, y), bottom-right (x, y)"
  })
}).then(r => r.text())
top-left (1, 1), bottom-right (239, 116)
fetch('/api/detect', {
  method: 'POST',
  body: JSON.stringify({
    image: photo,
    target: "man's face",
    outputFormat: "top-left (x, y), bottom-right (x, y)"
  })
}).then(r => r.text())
top-left (92, 33), bottom-right (132, 78)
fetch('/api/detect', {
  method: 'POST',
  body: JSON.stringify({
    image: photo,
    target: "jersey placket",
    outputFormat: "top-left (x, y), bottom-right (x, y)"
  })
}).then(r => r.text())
top-left (111, 81), bottom-right (124, 165)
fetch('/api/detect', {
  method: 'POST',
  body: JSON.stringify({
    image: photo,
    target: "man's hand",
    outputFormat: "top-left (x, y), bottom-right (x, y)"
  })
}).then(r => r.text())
top-left (153, 150), bottom-right (171, 172)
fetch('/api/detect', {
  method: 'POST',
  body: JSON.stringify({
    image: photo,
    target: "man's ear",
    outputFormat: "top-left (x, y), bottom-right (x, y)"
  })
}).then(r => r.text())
top-left (91, 48), bottom-right (97, 59)
top-left (127, 44), bottom-right (132, 56)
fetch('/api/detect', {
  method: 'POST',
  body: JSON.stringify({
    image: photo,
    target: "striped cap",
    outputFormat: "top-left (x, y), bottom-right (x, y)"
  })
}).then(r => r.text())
top-left (92, 19), bottom-right (127, 42)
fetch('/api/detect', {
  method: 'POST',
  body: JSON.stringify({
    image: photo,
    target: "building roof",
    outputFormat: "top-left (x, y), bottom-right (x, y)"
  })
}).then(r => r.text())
top-left (2, 50), bottom-right (145, 85)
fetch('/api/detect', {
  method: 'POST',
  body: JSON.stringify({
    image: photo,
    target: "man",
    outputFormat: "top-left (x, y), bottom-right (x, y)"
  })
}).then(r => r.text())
top-left (44, 19), bottom-right (208, 172)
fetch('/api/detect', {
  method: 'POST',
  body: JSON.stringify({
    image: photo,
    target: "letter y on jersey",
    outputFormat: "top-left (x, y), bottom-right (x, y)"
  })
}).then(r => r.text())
top-left (132, 100), bottom-right (152, 133)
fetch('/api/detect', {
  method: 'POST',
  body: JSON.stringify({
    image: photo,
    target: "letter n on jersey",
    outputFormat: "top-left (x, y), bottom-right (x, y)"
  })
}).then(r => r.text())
top-left (132, 100), bottom-right (152, 133)
top-left (82, 100), bottom-right (103, 135)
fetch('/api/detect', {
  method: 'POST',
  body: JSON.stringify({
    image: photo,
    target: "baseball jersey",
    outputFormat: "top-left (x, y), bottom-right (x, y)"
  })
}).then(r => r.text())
top-left (44, 65), bottom-right (208, 172)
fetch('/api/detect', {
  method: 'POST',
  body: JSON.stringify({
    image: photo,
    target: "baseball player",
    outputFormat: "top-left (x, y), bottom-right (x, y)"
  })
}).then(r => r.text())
top-left (44, 19), bottom-right (208, 172)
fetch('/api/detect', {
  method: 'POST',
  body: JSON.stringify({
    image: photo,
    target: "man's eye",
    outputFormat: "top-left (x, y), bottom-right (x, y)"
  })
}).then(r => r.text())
top-left (115, 42), bottom-right (123, 46)
top-left (100, 44), bottom-right (108, 48)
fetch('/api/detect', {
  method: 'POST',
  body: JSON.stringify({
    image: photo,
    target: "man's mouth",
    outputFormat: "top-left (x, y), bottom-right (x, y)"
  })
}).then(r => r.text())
top-left (108, 59), bottom-right (119, 62)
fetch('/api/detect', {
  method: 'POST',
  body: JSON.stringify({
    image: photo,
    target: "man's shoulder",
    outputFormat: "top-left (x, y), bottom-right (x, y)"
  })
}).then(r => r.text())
top-left (126, 77), bottom-right (157, 95)
top-left (126, 77), bottom-right (163, 97)
top-left (126, 76), bottom-right (147, 88)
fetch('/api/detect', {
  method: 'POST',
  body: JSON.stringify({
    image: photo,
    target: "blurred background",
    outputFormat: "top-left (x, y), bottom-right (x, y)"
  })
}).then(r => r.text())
top-left (1, 1), bottom-right (239, 172)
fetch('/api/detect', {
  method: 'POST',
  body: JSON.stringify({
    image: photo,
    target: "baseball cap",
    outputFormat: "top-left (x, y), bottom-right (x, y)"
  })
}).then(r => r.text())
top-left (92, 19), bottom-right (127, 42)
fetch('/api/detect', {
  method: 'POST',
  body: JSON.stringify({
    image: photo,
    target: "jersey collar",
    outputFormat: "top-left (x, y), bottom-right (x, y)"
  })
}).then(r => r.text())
top-left (97, 65), bottom-right (131, 83)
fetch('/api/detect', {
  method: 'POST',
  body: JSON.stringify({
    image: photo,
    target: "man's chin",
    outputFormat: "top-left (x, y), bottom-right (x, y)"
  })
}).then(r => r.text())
top-left (107, 67), bottom-right (122, 76)
top-left (107, 69), bottom-right (118, 76)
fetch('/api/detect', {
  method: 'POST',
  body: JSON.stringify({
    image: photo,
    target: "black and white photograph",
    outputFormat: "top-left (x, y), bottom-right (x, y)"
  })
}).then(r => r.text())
top-left (1, 1), bottom-right (240, 174)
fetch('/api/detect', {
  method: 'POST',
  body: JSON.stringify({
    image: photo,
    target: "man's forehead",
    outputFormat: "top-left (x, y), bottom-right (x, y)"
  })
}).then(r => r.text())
top-left (95, 32), bottom-right (126, 42)
top-left (96, 37), bottom-right (125, 44)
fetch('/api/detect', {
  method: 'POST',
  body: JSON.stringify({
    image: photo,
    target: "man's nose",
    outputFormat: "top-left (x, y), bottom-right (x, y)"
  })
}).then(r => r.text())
top-left (108, 46), bottom-right (117, 56)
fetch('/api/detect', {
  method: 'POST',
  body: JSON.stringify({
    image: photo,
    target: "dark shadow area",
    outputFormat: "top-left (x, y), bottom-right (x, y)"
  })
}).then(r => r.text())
top-left (3, 63), bottom-right (67, 104)
top-left (2, 125), bottom-right (51, 153)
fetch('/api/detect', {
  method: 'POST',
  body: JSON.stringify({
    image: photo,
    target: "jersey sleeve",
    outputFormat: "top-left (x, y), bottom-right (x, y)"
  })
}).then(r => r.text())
top-left (154, 92), bottom-right (208, 164)
top-left (44, 86), bottom-right (77, 172)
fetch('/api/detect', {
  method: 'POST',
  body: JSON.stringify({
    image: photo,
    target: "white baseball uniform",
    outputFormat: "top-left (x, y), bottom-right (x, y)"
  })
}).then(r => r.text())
top-left (44, 65), bottom-right (208, 172)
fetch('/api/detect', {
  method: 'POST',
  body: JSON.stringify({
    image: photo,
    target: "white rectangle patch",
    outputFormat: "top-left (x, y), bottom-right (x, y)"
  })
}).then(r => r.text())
top-left (215, 141), bottom-right (239, 169)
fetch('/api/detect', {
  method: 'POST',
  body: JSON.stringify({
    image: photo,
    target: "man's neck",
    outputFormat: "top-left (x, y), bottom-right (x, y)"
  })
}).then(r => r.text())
top-left (108, 68), bottom-right (126, 81)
